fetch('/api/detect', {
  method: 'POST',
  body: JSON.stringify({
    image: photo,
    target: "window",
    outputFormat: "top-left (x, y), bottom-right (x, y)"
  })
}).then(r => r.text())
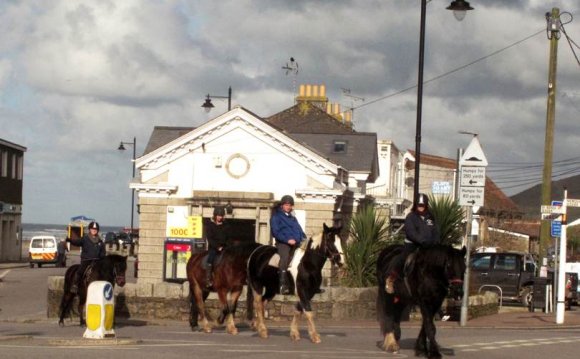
top-left (11, 153), bottom-right (16, 179)
top-left (494, 255), bottom-right (517, 271)
top-left (333, 140), bottom-right (347, 153)
top-left (1, 151), bottom-right (7, 177)
top-left (471, 254), bottom-right (492, 270)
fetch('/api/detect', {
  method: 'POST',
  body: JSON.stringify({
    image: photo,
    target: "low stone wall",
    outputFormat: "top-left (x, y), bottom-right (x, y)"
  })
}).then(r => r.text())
top-left (47, 276), bottom-right (498, 322)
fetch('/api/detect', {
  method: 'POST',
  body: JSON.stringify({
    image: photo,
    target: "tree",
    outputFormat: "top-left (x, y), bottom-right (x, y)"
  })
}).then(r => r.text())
top-left (428, 195), bottom-right (465, 246)
top-left (341, 205), bottom-right (392, 287)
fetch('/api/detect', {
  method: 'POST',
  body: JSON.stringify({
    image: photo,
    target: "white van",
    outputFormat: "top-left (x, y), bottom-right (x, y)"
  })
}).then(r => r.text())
top-left (28, 236), bottom-right (59, 268)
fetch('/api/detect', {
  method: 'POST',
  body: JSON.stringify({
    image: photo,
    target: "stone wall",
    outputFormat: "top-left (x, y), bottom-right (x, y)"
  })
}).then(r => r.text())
top-left (48, 276), bottom-right (498, 322)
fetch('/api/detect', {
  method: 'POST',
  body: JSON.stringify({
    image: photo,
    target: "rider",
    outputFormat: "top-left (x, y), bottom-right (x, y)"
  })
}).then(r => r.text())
top-left (385, 193), bottom-right (439, 294)
top-left (205, 206), bottom-right (230, 287)
top-left (67, 221), bottom-right (106, 294)
top-left (270, 195), bottom-right (306, 295)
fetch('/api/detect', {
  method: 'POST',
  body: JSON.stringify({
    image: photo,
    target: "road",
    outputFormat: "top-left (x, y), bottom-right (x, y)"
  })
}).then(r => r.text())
top-left (1, 255), bottom-right (580, 358)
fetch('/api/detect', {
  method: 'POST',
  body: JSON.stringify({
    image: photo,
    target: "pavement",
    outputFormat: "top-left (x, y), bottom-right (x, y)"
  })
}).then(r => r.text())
top-left (2, 260), bottom-right (580, 330)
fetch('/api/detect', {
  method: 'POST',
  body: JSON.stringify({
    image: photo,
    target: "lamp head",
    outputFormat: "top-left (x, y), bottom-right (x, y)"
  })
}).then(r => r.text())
top-left (446, 0), bottom-right (473, 21)
top-left (118, 142), bottom-right (126, 151)
top-left (201, 96), bottom-right (214, 113)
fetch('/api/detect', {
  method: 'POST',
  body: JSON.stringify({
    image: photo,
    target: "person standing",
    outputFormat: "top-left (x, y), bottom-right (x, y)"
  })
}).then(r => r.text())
top-left (270, 195), bottom-right (306, 295)
top-left (385, 193), bottom-right (439, 294)
top-left (67, 221), bottom-right (106, 293)
top-left (205, 206), bottom-right (230, 287)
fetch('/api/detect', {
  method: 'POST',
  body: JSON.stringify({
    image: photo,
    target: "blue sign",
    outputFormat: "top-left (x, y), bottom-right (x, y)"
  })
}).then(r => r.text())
top-left (103, 283), bottom-right (113, 301)
top-left (551, 220), bottom-right (562, 237)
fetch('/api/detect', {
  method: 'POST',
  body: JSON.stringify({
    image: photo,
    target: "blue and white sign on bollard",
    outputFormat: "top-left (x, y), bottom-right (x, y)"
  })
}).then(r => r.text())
top-left (83, 281), bottom-right (116, 339)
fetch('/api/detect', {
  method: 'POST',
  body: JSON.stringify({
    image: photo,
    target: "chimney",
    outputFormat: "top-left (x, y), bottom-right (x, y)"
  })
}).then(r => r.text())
top-left (295, 83), bottom-right (328, 110)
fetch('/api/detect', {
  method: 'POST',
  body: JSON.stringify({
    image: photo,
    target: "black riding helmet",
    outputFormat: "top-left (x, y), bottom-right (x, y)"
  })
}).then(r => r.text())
top-left (280, 195), bottom-right (294, 206)
top-left (88, 221), bottom-right (100, 231)
top-left (213, 206), bottom-right (226, 217)
top-left (413, 193), bottom-right (429, 211)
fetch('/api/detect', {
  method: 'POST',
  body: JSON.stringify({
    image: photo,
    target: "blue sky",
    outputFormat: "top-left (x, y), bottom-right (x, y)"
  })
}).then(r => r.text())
top-left (1, 0), bottom-right (579, 226)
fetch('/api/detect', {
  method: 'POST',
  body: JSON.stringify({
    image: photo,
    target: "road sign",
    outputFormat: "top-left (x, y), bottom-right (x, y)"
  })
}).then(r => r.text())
top-left (551, 220), bottom-right (562, 237)
top-left (459, 186), bottom-right (484, 207)
top-left (459, 137), bottom-right (488, 167)
top-left (541, 205), bottom-right (566, 214)
top-left (566, 198), bottom-right (580, 207)
top-left (542, 213), bottom-right (562, 220)
top-left (460, 166), bottom-right (486, 187)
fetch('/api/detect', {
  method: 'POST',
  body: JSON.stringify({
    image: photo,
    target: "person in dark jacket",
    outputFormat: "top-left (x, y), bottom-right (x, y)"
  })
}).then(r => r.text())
top-left (205, 206), bottom-right (230, 287)
top-left (67, 221), bottom-right (106, 293)
top-left (385, 193), bottom-right (439, 294)
top-left (270, 195), bottom-right (306, 295)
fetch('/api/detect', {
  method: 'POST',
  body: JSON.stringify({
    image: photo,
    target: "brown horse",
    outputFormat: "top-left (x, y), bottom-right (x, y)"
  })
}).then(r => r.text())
top-left (58, 254), bottom-right (127, 327)
top-left (186, 241), bottom-right (261, 334)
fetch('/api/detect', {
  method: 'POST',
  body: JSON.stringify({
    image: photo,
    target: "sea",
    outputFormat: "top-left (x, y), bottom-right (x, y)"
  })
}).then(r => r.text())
top-left (22, 223), bottom-right (124, 242)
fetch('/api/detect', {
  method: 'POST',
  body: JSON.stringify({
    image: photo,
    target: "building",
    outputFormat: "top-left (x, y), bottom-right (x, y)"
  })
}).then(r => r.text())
top-left (0, 138), bottom-right (26, 261)
top-left (133, 91), bottom-right (379, 284)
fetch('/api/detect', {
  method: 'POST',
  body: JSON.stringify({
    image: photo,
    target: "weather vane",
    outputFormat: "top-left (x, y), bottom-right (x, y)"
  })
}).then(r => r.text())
top-left (282, 57), bottom-right (299, 102)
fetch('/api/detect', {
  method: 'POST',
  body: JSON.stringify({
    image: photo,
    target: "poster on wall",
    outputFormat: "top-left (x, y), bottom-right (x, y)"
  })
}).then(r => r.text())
top-left (164, 206), bottom-right (204, 282)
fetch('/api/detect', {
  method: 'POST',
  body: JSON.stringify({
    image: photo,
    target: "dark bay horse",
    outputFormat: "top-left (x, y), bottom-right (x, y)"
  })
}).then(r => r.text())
top-left (58, 254), bottom-right (128, 327)
top-left (376, 244), bottom-right (466, 358)
top-left (186, 241), bottom-right (261, 334)
top-left (247, 223), bottom-right (343, 343)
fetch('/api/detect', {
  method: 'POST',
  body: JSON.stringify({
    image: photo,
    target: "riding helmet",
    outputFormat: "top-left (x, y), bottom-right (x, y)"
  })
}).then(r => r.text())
top-left (213, 206), bottom-right (226, 217)
top-left (88, 221), bottom-right (100, 231)
top-left (415, 193), bottom-right (429, 207)
top-left (280, 195), bottom-right (295, 206)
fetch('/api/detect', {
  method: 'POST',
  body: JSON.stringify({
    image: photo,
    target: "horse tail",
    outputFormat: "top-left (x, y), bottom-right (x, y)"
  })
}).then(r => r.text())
top-left (245, 279), bottom-right (254, 321)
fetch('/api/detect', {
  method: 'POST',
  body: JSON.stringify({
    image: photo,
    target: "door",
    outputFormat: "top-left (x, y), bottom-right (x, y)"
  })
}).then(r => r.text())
top-left (488, 254), bottom-right (520, 298)
top-left (470, 253), bottom-right (494, 294)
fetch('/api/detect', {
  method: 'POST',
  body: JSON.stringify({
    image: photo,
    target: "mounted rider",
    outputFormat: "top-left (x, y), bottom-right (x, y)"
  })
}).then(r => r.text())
top-left (67, 221), bottom-right (106, 294)
top-left (205, 206), bottom-right (231, 287)
top-left (385, 193), bottom-right (439, 294)
top-left (270, 195), bottom-right (306, 295)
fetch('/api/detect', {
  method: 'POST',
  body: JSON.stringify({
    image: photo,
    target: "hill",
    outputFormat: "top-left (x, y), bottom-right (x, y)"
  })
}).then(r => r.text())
top-left (509, 174), bottom-right (580, 221)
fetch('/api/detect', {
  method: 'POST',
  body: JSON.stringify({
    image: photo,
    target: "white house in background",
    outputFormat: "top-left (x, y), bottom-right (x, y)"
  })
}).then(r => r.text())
top-left (132, 102), bottom-right (378, 285)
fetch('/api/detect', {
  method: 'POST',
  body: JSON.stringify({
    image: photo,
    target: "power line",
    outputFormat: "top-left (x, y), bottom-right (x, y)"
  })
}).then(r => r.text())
top-left (354, 29), bottom-right (545, 111)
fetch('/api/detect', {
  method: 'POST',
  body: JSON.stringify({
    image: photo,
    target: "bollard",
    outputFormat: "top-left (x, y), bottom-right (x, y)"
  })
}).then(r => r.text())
top-left (83, 281), bottom-right (115, 339)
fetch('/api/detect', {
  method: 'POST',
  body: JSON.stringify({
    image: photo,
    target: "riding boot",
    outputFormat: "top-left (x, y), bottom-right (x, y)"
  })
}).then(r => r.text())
top-left (279, 270), bottom-right (290, 295)
top-left (205, 264), bottom-right (213, 288)
top-left (385, 273), bottom-right (397, 294)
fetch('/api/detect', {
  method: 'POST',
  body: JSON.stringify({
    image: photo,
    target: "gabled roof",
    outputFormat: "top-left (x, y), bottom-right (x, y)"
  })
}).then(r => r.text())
top-left (144, 126), bottom-right (194, 156)
top-left (266, 102), bottom-right (355, 134)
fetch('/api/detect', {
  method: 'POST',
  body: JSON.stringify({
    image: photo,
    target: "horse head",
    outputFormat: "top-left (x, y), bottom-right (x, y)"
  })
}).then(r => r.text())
top-left (446, 246), bottom-right (467, 300)
top-left (322, 223), bottom-right (343, 267)
top-left (108, 254), bottom-right (128, 287)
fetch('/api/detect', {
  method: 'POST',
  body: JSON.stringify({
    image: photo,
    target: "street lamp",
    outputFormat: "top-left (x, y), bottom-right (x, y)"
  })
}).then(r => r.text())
top-left (118, 137), bottom-right (136, 239)
top-left (413, 0), bottom-right (473, 201)
top-left (201, 86), bottom-right (232, 112)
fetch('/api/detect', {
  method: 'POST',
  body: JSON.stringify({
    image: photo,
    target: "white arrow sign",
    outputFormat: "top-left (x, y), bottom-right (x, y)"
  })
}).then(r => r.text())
top-left (459, 187), bottom-right (484, 207)
top-left (460, 166), bottom-right (486, 187)
top-left (541, 205), bottom-right (566, 214)
top-left (566, 198), bottom-right (580, 207)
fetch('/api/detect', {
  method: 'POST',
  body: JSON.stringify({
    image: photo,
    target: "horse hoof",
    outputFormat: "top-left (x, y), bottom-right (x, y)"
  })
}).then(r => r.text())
top-left (290, 333), bottom-right (300, 342)
top-left (310, 335), bottom-right (321, 344)
top-left (58, 321), bottom-right (64, 328)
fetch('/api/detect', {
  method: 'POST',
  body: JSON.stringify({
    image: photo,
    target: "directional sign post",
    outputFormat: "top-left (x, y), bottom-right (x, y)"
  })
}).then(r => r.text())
top-left (458, 136), bottom-right (488, 328)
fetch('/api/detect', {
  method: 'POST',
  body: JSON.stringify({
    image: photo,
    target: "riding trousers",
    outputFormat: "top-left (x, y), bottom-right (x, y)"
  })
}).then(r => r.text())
top-left (276, 242), bottom-right (296, 271)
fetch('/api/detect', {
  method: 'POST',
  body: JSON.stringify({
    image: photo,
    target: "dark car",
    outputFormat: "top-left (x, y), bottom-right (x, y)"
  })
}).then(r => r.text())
top-left (117, 232), bottom-right (132, 245)
top-left (469, 251), bottom-right (537, 307)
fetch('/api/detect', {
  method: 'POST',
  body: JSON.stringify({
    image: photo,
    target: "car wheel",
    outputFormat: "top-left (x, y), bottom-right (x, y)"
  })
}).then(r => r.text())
top-left (521, 286), bottom-right (533, 307)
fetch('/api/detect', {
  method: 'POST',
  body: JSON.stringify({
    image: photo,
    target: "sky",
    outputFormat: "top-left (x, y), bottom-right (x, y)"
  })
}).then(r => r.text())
top-left (1, 0), bottom-right (579, 226)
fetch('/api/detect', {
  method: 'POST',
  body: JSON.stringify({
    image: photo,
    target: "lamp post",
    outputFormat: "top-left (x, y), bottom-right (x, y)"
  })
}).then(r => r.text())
top-left (201, 86), bottom-right (232, 112)
top-left (118, 137), bottom-right (136, 238)
top-left (413, 0), bottom-right (473, 201)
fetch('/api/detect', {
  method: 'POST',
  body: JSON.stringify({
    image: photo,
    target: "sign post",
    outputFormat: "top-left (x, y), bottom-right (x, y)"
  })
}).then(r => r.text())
top-left (458, 136), bottom-right (487, 327)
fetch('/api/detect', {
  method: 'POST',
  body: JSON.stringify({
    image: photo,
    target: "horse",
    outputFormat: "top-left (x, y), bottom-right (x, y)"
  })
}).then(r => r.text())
top-left (376, 244), bottom-right (466, 358)
top-left (58, 254), bottom-right (128, 327)
top-left (247, 223), bottom-right (343, 343)
top-left (186, 241), bottom-right (262, 334)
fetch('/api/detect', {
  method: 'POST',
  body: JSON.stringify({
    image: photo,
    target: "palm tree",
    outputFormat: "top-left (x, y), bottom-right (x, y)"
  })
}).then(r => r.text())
top-left (428, 195), bottom-right (465, 246)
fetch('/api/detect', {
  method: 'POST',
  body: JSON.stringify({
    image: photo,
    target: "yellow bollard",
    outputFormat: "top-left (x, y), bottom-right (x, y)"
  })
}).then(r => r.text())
top-left (83, 281), bottom-right (116, 339)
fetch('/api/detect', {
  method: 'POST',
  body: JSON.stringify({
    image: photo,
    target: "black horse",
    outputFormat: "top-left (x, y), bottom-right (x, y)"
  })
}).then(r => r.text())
top-left (247, 223), bottom-right (343, 343)
top-left (58, 254), bottom-right (128, 327)
top-left (186, 241), bottom-right (262, 334)
top-left (376, 244), bottom-right (466, 358)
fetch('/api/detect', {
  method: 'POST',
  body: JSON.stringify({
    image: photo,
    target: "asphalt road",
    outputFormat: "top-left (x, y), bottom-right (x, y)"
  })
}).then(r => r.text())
top-left (2, 255), bottom-right (580, 358)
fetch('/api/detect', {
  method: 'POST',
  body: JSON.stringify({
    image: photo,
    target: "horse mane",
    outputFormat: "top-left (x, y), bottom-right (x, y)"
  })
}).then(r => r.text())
top-left (415, 244), bottom-right (452, 269)
top-left (309, 232), bottom-right (323, 249)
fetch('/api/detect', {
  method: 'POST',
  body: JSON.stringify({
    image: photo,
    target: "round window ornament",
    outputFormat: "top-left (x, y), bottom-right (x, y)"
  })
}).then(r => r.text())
top-left (226, 153), bottom-right (250, 179)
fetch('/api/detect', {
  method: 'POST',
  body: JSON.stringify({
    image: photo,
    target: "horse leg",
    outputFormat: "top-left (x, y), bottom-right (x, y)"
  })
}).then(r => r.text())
top-left (420, 308), bottom-right (441, 359)
top-left (224, 290), bottom-right (241, 335)
top-left (58, 292), bottom-right (74, 327)
top-left (290, 303), bottom-right (302, 341)
top-left (78, 298), bottom-right (85, 327)
top-left (192, 282), bottom-right (212, 333)
top-left (304, 311), bottom-right (321, 344)
top-left (379, 295), bottom-right (400, 353)
top-left (189, 287), bottom-right (200, 330)
top-left (253, 292), bottom-right (268, 338)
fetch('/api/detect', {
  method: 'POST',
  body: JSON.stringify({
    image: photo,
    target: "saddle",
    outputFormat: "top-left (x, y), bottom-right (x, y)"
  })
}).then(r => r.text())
top-left (202, 252), bottom-right (224, 269)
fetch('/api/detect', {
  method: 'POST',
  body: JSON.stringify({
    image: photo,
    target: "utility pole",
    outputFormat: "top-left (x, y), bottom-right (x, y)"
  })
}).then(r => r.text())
top-left (540, 8), bottom-right (561, 260)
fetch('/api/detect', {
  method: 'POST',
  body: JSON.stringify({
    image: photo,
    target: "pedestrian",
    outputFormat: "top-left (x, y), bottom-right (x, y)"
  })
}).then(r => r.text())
top-left (57, 239), bottom-right (68, 267)
top-left (67, 221), bottom-right (106, 293)
top-left (205, 206), bottom-right (230, 287)
top-left (270, 195), bottom-right (306, 295)
top-left (385, 193), bottom-right (439, 294)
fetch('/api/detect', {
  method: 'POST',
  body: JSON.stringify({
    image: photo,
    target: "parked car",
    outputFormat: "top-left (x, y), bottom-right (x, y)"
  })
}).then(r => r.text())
top-left (104, 231), bottom-right (118, 245)
top-left (469, 252), bottom-right (537, 307)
